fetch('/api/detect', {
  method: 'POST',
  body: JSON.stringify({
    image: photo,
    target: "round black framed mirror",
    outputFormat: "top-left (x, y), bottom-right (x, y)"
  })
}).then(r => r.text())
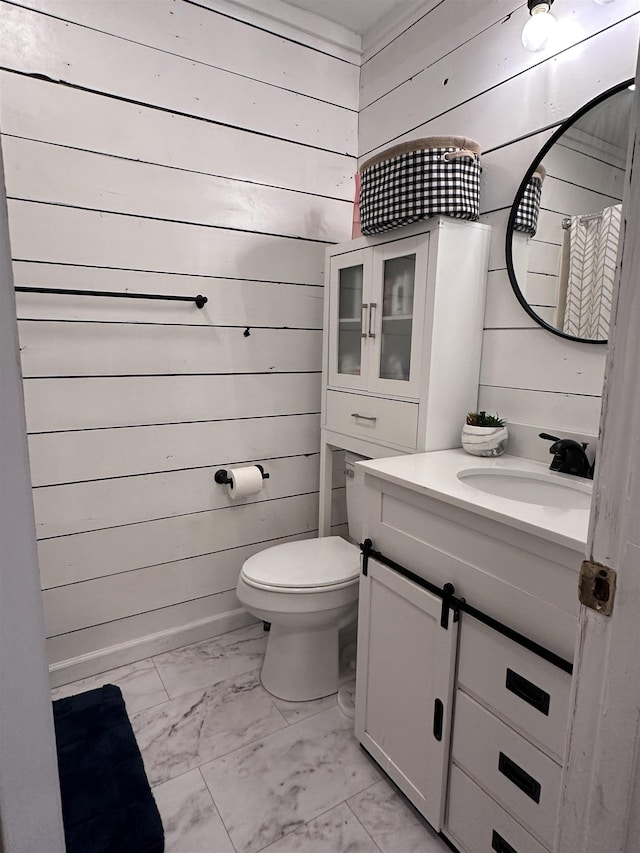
top-left (505, 79), bottom-right (634, 344)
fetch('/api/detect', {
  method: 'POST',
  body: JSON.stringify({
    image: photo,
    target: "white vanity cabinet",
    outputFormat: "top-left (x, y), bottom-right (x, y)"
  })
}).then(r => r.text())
top-left (354, 556), bottom-right (458, 831)
top-left (354, 452), bottom-right (585, 853)
top-left (319, 217), bottom-right (490, 534)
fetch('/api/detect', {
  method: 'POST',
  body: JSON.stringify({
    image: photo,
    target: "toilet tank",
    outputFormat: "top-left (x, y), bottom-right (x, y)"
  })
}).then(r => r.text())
top-left (344, 451), bottom-right (369, 545)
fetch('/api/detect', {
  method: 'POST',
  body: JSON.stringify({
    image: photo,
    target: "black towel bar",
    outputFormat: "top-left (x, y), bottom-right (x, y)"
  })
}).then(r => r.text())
top-left (15, 286), bottom-right (207, 309)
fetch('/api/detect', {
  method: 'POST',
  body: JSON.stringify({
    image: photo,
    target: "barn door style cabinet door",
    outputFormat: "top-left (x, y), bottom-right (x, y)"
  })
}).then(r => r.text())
top-left (320, 217), bottom-right (491, 534)
top-left (354, 556), bottom-right (459, 831)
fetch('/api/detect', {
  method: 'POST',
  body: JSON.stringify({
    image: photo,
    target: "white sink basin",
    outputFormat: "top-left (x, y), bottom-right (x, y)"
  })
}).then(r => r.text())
top-left (457, 467), bottom-right (592, 509)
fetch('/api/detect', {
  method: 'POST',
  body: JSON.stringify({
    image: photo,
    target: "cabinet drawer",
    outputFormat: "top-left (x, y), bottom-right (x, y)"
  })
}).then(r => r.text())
top-left (325, 390), bottom-right (418, 449)
top-left (447, 765), bottom-right (548, 853)
top-left (452, 691), bottom-right (561, 849)
top-left (457, 619), bottom-right (571, 761)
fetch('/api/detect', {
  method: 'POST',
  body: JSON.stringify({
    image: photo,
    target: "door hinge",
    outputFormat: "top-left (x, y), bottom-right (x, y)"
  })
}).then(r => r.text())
top-left (579, 560), bottom-right (617, 616)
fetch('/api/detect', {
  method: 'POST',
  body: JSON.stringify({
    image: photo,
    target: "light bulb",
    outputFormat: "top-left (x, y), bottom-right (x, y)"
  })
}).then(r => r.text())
top-left (522, 4), bottom-right (558, 52)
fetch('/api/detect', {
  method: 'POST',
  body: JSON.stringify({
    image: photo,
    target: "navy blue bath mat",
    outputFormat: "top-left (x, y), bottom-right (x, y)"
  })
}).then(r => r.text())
top-left (52, 684), bottom-right (164, 853)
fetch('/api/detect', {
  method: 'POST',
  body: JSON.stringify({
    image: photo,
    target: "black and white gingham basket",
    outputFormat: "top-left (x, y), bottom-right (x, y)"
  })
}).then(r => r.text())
top-left (513, 166), bottom-right (546, 236)
top-left (359, 136), bottom-right (482, 236)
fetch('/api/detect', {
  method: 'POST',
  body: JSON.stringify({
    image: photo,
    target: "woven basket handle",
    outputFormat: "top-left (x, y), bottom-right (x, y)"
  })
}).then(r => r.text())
top-left (443, 149), bottom-right (478, 161)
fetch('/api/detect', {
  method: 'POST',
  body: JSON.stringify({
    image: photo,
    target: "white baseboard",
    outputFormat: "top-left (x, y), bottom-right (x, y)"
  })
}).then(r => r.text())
top-left (49, 608), bottom-right (258, 688)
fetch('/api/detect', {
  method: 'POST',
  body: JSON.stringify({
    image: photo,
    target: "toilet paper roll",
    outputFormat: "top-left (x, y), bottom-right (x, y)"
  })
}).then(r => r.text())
top-left (227, 465), bottom-right (264, 500)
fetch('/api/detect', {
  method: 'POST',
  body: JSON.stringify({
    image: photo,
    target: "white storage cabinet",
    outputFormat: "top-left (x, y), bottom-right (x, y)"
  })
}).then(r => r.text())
top-left (319, 217), bottom-right (490, 533)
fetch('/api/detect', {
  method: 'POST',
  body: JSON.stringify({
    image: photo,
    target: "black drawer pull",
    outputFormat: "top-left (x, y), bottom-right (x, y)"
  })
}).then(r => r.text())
top-left (498, 752), bottom-right (541, 803)
top-left (433, 698), bottom-right (444, 741)
top-left (506, 668), bottom-right (550, 716)
top-left (492, 830), bottom-right (519, 853)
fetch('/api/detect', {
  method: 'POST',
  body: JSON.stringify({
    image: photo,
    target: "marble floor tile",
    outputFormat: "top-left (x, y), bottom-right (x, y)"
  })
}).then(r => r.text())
top-left (131, 670), bottom-right (287, 786)
top-left (270, 691), bottom-right (338, 725)
top-left (258, 803), bottom-right (380, 852)
top-left (347, 779), bottom-right (451, 853)
top-left (51, 658), bottom-right (169, 715)
top-left (200, 705), bottom-right (381, 853)
top-left (50, 626), bottom-right (455, 853)
top-left (153, 622), bottom-right (267, 698)
top-left (153, 769), bottom-right (235, 853)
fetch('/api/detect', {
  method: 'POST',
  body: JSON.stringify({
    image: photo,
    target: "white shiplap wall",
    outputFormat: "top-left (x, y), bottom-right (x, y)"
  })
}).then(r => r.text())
top-left (360, 0), bottom-right (640, 461)
top-left (0, 0), bottom-right (358, 683)
top-left (4, 0), bottom-right (637, 685)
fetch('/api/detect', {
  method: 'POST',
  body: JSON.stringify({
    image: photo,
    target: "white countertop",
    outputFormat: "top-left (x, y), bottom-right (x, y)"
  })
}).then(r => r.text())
top-left (358, 449), bottom-right (591, 552)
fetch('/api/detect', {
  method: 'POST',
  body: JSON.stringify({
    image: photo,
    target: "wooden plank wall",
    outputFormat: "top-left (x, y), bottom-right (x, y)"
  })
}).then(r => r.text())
top-left (360, 0), bottom-right (640, 457)
top-left (0, 0), bottom-right (358, 683)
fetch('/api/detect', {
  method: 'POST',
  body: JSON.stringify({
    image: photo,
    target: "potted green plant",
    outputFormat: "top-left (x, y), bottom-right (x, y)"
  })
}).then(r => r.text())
top-left (461, 411), bottom-right (508, 457)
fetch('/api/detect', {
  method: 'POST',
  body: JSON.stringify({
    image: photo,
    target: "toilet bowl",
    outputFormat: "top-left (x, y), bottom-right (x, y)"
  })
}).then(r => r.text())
top-left (235, 451), bottom-right (366, 702)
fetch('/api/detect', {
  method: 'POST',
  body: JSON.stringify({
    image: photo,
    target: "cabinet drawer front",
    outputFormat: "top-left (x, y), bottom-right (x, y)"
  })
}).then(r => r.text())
top-left (452, 691), bottom-right (561, 848)
top-left (325, 390), bottom-right (418, 449)
top-left (457, 619), bottom-right (571, 761)
top-left (447, 765), bottom-right (548, 853)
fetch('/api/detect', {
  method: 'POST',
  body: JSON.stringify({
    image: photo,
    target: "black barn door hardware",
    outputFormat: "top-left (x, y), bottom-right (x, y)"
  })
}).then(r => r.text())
top-left (359, 540), bottom-right (573, 673)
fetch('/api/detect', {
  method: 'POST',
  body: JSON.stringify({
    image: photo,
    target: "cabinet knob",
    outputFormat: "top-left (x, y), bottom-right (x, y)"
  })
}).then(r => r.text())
top-left (351, 413), bottom-right (377, 423)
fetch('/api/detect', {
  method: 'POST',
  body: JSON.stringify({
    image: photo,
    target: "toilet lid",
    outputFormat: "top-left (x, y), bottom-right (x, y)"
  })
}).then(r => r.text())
top-left (241, 537), bottom-right (360, 589)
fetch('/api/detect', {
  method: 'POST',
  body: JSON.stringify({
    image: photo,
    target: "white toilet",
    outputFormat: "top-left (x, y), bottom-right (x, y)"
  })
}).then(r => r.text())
top-left (235, 452), bottom-right (366, 702)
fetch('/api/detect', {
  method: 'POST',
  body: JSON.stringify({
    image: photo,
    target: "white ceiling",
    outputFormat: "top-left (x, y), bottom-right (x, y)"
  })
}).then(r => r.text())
top-left (281, 0), bottom-right (416, 35)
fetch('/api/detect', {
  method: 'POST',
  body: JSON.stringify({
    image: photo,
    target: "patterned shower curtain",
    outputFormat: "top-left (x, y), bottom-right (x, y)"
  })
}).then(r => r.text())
top-left (561, 204), bottom-right (621, 340)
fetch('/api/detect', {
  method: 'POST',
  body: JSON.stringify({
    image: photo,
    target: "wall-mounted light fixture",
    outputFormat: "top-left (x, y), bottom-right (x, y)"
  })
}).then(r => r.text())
top-left (522, 0), bottom-right (557, 52)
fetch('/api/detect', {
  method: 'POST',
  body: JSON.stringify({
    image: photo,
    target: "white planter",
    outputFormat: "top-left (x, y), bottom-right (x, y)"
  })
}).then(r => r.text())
top-left (461, 423), bottom-right (509, 457)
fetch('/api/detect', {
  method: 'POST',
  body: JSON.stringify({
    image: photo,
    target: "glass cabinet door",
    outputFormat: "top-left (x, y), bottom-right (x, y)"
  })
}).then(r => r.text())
top-left (379, 254), bottom-right (415, 382)
top-left (368, 236), bottom-right (428, 398)
top-left (328, 250), bottom-right (370, 390)
top-left (338, 264), bottom-right (364, 375)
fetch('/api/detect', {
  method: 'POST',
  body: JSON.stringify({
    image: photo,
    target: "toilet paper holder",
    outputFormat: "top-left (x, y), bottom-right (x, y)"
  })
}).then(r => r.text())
top-left (214, 465), bottom-right (270, 485)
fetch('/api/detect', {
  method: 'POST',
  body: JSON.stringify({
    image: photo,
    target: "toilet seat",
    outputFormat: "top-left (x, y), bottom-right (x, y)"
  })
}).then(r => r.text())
top-left (240, 537), bottom-right (359, 593)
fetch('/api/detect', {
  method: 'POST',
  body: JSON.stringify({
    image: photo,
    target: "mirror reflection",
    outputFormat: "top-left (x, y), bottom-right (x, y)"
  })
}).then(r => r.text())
top-left (507, 81), bottom-right (634, 343)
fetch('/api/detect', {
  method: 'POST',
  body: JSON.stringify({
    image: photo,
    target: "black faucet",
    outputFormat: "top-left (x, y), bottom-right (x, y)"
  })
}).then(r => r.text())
top-left (539, 433), bottom-right (594, 480)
